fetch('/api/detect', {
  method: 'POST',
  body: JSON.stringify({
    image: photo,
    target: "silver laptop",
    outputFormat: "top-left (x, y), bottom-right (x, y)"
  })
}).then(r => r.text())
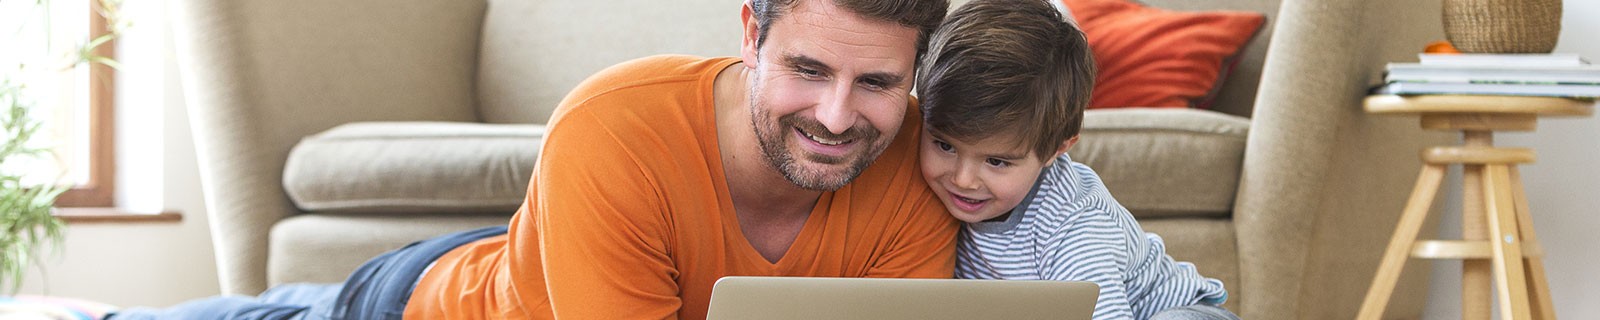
top-left (706, 276), bottom-right (1099, 320)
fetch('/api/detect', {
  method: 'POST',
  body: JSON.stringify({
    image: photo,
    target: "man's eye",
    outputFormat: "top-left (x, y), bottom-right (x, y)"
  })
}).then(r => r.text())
top-left (860, 78), bottom-right (887, 90)
top-left (796, 67), bottom-right (822, 78)
top-left (985, 158), bottom-right (1010, 168)
top-left (933, 140), bottom-right (954, 152)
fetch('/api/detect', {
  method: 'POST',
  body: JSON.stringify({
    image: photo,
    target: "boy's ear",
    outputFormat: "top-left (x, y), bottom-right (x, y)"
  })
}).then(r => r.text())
top-left (1043, 135), bottom-right (1080, 167)
top-left (739, 2), bottom-right (761, 69)
top-left (1060, 135), bottom-right (1080, 154)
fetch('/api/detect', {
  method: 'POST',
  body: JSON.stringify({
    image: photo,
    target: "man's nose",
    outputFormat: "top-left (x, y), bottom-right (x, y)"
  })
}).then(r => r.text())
top-left (814, 80), bottom-right (857, 135)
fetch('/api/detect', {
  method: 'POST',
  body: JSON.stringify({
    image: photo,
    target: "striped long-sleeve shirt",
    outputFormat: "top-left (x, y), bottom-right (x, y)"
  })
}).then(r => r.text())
top-left (955, 154), bottom-right (1228, 320)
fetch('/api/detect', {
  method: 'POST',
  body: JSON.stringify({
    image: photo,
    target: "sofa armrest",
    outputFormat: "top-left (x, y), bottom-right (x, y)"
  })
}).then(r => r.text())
top-left (1233, 0), bottom-right (1451, 318)
top-left (171, 0), bottom-right (488, 294)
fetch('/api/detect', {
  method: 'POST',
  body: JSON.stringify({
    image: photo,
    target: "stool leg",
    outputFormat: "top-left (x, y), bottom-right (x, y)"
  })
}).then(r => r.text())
top-left (1358, 164), bottom-right (1447, 320)
top-left (1510, 167), bottom-right (1557, 320)
top-left (1484, 165), bottom-right (1533, 320)
top-left (1463, 132), bottom-right (1494, 320)
top-left (1463, 163), bottom-right (1493, 320)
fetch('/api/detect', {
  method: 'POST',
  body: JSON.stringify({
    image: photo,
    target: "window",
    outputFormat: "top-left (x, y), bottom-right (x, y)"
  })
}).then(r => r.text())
top-left (55, 0), bottom-right (117, 207)
top-left (1, 0), bottom-right (118, 207)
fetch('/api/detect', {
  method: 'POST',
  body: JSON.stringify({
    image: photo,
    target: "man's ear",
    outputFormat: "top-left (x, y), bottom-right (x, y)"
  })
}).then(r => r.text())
top-left (740, 2), bottom-right (761, 70)
top-left (1043, 135), bottom-right (1080, 167)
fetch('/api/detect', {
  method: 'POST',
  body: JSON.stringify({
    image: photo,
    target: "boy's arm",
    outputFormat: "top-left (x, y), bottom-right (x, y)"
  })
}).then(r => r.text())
top-left (517, 110), bottom-right (682, 320)
top-left (1121, 230), bottom-right (1231, 318)
top-left (1040, 176), bottom-right (1230, 319)
top-left (1040, 207), bottom-right (1136, 319)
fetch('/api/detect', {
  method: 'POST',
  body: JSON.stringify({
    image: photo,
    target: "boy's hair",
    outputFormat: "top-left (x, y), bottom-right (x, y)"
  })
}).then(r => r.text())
top-left (915, 0), bottom-right (1096, 161)
top-left (750, 0), bottom-right (950, 64)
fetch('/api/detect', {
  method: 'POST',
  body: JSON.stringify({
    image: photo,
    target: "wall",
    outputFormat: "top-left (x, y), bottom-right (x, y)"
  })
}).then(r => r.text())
top-left (1422, 0), bottom-right (1600, 318)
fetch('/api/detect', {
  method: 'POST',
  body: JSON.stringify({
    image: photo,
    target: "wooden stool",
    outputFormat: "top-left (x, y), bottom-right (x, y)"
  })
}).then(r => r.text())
top-left (1356, 95), bottom-right (1594, 320)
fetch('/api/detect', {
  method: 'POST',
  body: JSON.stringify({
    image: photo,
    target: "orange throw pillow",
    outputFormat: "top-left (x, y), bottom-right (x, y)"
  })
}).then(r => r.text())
top-left (1063, 0), bottom-right (1265, 109)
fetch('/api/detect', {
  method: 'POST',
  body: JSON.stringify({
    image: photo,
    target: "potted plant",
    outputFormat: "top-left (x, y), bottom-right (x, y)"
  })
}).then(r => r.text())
top-left (0, 0), bottom-right (124, 292)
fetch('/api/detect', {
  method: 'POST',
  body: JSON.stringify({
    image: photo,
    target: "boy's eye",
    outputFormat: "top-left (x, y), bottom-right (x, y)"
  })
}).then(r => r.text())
top-left (933, 140), bottom-right (954, 153)
top-left (985, 158), bottom-right (1011, 168)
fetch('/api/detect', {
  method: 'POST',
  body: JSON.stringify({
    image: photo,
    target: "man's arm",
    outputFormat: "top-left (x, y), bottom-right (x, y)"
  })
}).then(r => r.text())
top-left (864, 188), bottom-right (960, 278)
top-left (518, 109), bottom-right (682, 319)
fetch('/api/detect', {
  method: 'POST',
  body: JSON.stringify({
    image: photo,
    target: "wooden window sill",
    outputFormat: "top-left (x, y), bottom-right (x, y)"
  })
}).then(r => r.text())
top-left (54, 208), bottom-right (182, 223)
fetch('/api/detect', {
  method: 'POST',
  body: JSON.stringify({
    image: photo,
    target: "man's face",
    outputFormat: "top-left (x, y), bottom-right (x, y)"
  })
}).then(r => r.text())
top-left (740, 0), bottom-right (920, 191)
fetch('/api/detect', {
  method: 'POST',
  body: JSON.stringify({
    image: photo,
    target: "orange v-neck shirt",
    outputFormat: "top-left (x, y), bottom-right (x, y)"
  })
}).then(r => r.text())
top-left (404, 55), bottom-right (958, 319)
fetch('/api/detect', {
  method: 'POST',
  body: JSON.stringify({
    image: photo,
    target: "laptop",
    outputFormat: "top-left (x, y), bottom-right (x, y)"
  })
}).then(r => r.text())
top-left (705, 276), bottom-right (1099, 320)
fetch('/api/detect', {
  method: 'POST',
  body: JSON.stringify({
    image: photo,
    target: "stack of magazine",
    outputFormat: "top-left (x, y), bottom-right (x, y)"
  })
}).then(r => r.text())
top-left (1376, 53), bottom-right (1600, 98)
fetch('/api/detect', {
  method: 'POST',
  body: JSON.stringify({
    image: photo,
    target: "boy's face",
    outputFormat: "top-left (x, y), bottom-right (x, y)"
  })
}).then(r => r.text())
top-left (919, 129), bottom-right (1057, 223)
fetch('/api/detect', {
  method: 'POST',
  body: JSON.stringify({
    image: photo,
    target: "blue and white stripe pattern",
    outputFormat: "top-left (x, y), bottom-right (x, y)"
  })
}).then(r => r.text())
top-left (955, 154), bottom-right (1228, 320)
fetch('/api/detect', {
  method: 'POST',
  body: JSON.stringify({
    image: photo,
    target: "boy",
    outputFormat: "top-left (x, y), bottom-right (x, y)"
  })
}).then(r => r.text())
top-left (915, 0), bottom-right (1238, 319)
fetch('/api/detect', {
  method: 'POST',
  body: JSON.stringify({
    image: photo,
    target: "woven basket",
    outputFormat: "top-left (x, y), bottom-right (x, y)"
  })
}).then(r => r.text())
top-left (1442, 0), bottom-right (1562, 53)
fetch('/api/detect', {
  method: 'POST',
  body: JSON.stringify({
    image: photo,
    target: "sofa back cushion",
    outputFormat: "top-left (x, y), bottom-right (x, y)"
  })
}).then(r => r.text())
top-left (954, 0), bottom-right (1278, 116)
top-left (1068, 108), bottom-right (1249, 219)
top-left (475, 0), bottom-right (1280, 123)
top-left (1063, 0), bottom-right (1265, 110)
top-left (1133, 0), bottom-right (1280, 117)
top-left (476, 0), bottom-right (744, 124)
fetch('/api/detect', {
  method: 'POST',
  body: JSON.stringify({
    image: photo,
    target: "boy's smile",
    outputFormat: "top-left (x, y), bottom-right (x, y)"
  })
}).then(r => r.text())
top-left (948, 192), bottom-right (990, 213)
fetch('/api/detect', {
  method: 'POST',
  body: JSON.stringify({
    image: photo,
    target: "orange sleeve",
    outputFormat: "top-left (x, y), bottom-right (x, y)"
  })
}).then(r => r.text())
top-left (867, 195), bottom-right (958, 279)
top-left (865, 124), bottom-right (960, 279)
top-left (527, 108), bottom-right (682, 320)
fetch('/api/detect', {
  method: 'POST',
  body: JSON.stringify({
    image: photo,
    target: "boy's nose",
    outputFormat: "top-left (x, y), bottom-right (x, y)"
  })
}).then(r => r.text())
top-left (951, 162), bottom-right (981, 190)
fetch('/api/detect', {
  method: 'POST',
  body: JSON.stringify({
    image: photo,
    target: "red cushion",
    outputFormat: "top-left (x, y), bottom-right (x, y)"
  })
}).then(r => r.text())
top-left (1063, 0), bottom-right (1265, 109)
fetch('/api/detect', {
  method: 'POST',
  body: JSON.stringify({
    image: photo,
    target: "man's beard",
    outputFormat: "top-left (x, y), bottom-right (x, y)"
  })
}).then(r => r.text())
top-left (748, 83), bottom-right (891, 191)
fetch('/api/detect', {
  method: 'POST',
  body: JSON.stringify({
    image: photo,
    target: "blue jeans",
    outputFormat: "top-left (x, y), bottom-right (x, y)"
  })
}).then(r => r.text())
top-left (108, 226), bottom-right (508, 320)
top-left (1150, 305), bottom-right (1242, 320)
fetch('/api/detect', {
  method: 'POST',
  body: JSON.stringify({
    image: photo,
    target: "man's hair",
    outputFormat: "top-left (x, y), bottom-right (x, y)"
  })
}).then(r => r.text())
top-left (915, 0), bottom-right (1095, 161)
top-left (750, 0), bottom-right (950, 63)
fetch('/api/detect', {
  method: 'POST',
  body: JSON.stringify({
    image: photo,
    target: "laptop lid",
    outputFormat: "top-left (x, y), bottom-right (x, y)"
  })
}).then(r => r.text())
top-left (705, 277), bottom-right (1099, 320)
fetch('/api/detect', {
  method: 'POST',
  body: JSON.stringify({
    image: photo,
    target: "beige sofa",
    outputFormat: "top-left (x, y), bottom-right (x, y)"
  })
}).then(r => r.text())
top-left (172, 0), bottom-right (1452, 318)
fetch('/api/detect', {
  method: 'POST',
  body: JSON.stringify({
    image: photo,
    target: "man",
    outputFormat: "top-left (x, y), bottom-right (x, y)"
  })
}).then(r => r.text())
top-left (407, 0), bottom-right (957, 318)
top-left (109, 0), bottom-right (954, 319)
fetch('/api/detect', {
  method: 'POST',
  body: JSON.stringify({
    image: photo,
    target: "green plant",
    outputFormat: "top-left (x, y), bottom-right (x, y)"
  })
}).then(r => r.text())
top-left (0, 0), bottom-right (125, 293)
top-left (0, 80), bottom-right (68, 293)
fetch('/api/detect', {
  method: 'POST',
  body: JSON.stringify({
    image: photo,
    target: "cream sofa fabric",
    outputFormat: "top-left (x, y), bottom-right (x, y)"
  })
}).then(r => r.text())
top-left (268, 213), bottom-right (513, 285)
top-left (283, 122), bottom-right (544, 213)
top-left (477, 0), bottom-right (745, 124)
top-left (1072, 109), bottom-right (1249, 219)
top-left (172, 0), bottom-right (1452, 318)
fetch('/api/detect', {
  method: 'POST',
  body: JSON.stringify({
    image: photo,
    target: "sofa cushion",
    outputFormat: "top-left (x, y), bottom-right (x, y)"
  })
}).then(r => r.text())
top-left (269, 213), bottom-right (512, 285)
top-left (284, 122), bottom-right (544, 213)
top-left (1133, 0), bottom-right (1283, 117)
top-left (1063, 0), bottom-right (1266, 109)
top-left (1068, 108), bottom-right (1249, 218)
